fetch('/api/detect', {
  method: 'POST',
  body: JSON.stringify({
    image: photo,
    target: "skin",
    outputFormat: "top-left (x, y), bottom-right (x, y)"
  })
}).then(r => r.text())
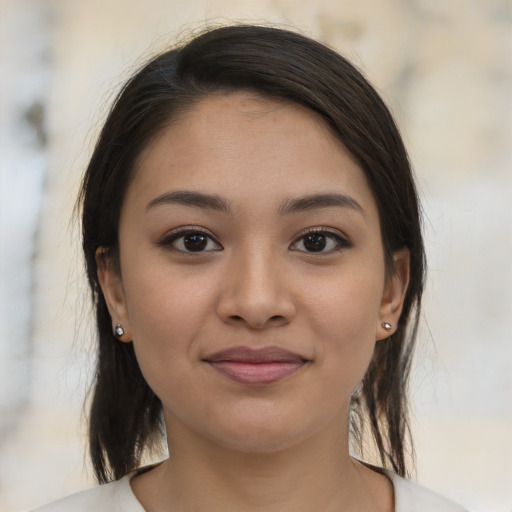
top-left (98, 92), bottom-right (410, 512)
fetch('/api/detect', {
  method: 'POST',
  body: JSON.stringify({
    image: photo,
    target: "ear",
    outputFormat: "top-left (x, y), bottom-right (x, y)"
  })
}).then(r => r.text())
top-left (96, 247), bottom-right (132, 342)
top-left (376, 248), bottom-right (410, 340)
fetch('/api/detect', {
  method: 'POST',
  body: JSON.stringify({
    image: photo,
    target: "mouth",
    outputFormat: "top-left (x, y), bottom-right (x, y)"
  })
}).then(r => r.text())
top-left (202, 346), bottom-right (310, 386)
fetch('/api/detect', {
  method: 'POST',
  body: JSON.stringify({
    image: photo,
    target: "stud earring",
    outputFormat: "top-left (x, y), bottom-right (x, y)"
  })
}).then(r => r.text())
top-left (113, 324), bottom-right (124, 338)
top-left (382, 322), bottom-right (392, 332)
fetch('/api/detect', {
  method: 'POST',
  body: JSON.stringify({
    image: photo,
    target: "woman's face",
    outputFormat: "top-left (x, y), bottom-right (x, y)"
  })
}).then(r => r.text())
top-left (99, 92), bottom-right (408, 453)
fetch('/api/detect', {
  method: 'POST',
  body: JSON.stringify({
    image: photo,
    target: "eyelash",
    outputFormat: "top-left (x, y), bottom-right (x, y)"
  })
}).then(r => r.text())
top-left (157, 226), bottom-right (351, 254)
top-left (289, 227), bottom-right (352, 254)
top-left (157, 227), bottom-right (222, 253)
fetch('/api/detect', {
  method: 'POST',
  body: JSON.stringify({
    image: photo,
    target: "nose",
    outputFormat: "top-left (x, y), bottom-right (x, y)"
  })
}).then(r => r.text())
top-left (216, 246), bottom-right (296, 330)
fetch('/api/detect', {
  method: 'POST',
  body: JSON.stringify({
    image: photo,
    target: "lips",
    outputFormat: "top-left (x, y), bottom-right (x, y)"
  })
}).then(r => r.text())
top-left (203, 346), bottom-right (309, 386)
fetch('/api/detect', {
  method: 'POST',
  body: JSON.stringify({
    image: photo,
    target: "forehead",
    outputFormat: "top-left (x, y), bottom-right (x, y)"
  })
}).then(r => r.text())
top-left (140, 92), bottom-right (339, 163)
top-left (128, 92), bottom-right (377, 216)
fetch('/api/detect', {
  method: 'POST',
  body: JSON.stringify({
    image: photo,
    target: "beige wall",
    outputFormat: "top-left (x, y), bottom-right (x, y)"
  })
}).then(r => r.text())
top-left (1, 0), bottom-right (511, 510)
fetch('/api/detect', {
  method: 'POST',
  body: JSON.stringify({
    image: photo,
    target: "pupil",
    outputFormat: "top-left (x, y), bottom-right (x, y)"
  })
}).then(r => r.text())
top-left (304, 233), bottom-right (326, 252)
top-left (184, 233), bottom-right (207, 251)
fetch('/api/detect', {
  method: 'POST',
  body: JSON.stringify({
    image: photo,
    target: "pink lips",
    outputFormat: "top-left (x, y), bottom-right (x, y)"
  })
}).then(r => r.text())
top-left (203, 346), bottom-right (308, 386)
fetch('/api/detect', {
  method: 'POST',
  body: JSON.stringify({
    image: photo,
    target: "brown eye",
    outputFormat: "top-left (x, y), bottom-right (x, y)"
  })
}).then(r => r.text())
top-left (290, 229), bottom-right (350, 254)
top-left (183, 233), bottom-right (208, 251)
top-left (303, 233), bottom-right (327, 252)
top-left (158, 229), bottom-right (222, 253)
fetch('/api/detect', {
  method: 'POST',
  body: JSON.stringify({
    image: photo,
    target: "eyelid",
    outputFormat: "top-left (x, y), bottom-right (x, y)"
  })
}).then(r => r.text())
top-left (157, 226), bottom-right (222, 252)
top-left (156, 225), bottom-right (350, 254)
top-left (289, 226), bottom-right (352, 253)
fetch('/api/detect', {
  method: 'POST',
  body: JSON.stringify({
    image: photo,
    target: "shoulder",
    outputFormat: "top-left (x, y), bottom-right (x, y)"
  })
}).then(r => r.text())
top-left (28, 473), bottom-right (144, 512)
top-left (386, 471), bottom-right (471, 512)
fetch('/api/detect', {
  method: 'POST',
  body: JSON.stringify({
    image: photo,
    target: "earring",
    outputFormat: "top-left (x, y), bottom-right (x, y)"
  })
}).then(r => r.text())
top-left (113, 324), bottom-right (124, 338)
top-left (382, 322), bottom-right (392, 332)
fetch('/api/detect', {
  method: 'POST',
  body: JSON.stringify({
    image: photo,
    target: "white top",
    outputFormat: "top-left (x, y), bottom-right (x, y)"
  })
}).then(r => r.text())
top-left (29, 470), bottom-right (470, 512)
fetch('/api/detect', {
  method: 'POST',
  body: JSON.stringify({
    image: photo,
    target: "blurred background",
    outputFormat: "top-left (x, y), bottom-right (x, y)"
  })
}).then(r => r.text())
top-left (0, 0), bottom-right (510, 511)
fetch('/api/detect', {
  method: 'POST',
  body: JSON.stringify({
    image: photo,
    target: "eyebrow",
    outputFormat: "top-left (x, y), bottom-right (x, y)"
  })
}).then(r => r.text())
top-left (278, 193), bottom-right (364, 216)
top-left (145, 190), bottom-right (232, 213)
top-left (145, 190), bottom-right (363, 216)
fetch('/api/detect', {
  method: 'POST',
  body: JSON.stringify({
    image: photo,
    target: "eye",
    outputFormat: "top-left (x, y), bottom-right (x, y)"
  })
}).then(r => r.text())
top-left (158, 229), bottom-right (222, 253)
top-left (290, 229), bottom-right (350, 253)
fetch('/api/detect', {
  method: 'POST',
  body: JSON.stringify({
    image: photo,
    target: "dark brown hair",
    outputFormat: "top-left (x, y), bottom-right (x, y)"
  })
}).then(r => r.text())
top-left (80, 24), bottom-right (425, 483)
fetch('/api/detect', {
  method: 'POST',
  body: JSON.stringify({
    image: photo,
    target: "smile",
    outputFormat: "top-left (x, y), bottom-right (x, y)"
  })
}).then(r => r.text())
top-left (203, 346), bottom-right (310, 386)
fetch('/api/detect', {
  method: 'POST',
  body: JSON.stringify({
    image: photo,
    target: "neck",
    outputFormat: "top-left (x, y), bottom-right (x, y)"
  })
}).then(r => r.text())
top-left (131, 416), bottom-right (393, 512)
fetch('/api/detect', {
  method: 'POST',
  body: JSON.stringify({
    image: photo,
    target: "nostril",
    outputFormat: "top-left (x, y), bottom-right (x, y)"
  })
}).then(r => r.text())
top-left (227, 313), bottom-right (286, 327)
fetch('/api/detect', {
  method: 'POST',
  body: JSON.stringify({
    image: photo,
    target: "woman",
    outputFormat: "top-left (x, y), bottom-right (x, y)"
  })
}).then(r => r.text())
top-left (31, 24), bottom-right (469, 511)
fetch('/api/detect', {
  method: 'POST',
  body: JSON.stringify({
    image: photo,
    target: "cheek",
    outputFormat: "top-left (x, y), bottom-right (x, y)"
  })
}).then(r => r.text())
top-left (120, 263), bottom-right (221, 391)
top-left (306, 269), bottom-right (384, 340)
top-left (123, 260), bottom-right (218, 339)
top-left (302, 269), bottom-right (384, 386)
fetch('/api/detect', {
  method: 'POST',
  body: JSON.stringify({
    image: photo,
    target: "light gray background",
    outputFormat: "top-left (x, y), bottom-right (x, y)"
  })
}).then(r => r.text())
top-left (1, 1), bottom-right (511, 510)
